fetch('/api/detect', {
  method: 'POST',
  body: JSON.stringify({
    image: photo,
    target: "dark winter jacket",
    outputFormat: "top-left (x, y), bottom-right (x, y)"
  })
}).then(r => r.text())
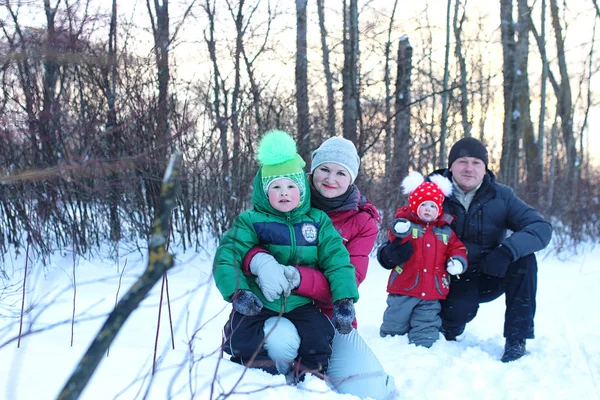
top-left (430, 168), bottom-right (553, 270)
top-left (213, 169), bottom-right (359, 314)
top-left (384, 206), bottom-right (467, 300)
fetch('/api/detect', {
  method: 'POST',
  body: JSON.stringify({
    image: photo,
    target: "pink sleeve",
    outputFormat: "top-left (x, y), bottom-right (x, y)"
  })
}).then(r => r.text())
top-left (293, 266), bottom-right (333, 305)
top-left (345, 217), bottom-right (379, 286)
top-left (241, 246), bottom-right (269, 275)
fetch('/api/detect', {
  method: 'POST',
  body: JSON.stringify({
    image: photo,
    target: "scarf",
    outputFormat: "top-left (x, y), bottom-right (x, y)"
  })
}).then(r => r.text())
top-left (310, 183), bottom-right (359, 213)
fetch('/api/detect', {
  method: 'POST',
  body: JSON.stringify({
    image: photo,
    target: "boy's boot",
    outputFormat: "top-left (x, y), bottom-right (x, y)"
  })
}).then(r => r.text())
top-left (501, 338), bottom-right (526, 363)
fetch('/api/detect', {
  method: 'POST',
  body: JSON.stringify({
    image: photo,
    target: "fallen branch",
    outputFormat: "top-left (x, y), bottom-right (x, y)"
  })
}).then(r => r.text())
top-left (56, 150), bottom-right (183, 400)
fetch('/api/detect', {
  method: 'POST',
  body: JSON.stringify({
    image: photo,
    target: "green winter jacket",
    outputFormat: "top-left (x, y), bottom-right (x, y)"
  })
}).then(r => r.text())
top-left (213, 168), bottom-right (359, 313)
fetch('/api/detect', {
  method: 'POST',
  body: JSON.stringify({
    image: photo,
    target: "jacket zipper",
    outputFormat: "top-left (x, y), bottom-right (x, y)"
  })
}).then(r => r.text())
top-left (287, 213), bottom-right (296, 264)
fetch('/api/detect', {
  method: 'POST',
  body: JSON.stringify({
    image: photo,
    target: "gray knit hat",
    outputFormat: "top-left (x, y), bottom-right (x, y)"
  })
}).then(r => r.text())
top-left (310, 137), bottom-right (360, 183)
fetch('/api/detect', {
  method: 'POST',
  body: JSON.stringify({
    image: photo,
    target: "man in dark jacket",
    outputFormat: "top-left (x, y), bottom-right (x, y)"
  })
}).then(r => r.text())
top-left (378, 137), bottom-right (552, 362)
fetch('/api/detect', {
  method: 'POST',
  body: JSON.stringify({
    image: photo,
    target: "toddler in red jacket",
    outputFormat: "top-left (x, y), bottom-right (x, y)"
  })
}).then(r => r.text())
top-left (377, 171), bottom-right (467, 347)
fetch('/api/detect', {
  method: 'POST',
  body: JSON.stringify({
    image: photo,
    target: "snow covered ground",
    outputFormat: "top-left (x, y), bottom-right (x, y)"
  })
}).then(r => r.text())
top-left (1, 241), bottom-right (599, 400)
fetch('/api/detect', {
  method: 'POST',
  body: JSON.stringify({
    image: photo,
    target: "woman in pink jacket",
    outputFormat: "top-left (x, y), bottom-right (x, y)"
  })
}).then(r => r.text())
top-left (242, 137), bottom-right (395, 399)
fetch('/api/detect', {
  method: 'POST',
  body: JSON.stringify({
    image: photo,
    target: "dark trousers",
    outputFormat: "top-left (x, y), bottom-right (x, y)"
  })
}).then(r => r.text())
top-left (440, 253), bottom-right (538, 340)
top-left (223, 303), bottom-right (334, 375)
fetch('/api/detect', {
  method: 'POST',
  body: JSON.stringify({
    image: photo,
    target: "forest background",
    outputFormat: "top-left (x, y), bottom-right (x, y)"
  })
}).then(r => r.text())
top-left (1, 0), bottom-right (599, 268)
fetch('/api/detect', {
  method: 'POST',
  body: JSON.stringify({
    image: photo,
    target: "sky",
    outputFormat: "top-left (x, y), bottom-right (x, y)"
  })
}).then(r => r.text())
top-left (1, 238), bottom-right (599, 400)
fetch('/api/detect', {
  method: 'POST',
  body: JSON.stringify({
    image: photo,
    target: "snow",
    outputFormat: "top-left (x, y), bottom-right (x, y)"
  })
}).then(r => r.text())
top-left (1, 242), bottom-right (600, 400)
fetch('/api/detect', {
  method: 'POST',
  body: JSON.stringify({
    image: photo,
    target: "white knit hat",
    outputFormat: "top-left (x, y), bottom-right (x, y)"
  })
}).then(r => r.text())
top-left (310, 137), bottom-right (360, 183)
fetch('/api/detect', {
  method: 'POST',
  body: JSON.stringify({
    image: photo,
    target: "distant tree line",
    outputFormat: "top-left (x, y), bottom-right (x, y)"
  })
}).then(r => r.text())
top-left (1, 0), bottom-right (599, 273)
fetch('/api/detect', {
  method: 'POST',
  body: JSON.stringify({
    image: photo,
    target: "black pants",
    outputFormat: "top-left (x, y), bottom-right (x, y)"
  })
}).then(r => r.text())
top-left (223, 303), bottom-right (334, 375)
top-left (440, 253), bottom-right (538, 340)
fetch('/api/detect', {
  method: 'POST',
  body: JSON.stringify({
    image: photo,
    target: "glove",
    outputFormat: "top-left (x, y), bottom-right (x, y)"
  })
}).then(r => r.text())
top-left (480, 244), bottom-right (513, 278)
top-left (446, 258), bottom-right (464, 275)
top-left (391, 218), bottom-right (412, 237)
top-left (378, 238), bottom-right (414, 270)
top-left (331, 298), bottom-right (355, 334)
top-left (250, 252), bottom-right (293, 302)
top-left (283, 265), bottom-right (301, 292)
top-left (232, 290), bottom-right (263, 316)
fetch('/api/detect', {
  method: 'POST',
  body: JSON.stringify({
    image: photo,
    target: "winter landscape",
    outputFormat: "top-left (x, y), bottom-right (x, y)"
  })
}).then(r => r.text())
top-left (1, 238), bottom-right (599, 400)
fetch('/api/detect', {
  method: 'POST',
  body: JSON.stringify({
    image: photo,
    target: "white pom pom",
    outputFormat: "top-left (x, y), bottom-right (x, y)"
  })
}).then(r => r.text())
top-left (401, 171), bottom-right (425, 195)
top-left (429, 174), bottom-right (453, 196)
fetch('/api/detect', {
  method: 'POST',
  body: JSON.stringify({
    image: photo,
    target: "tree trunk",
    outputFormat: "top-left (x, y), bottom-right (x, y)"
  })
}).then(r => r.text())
top-left (42, 0), bottom-right (60, 167)
top-left (342, 0), bottom-right (359, 143)
top-left (515, 0), bottom-right (539, 201)
top-left (536, 0), bottom-right (548, 208)
top-left (392, 37), bottom-right (412, 200)
top-left (147, 0), bottom-right (172, 214)
top-left (453, 0), bottom-right (471, 137)
top-left (439, 0), bottom-right (452, 168)
top-left (384, 0), bottom-right (399, 183)
top-left (499, 0), bottom-right (519, 187)
top-left (105, 0), bottom-right (121, 242)
top-left (549, 0), bottom-right (576, 180)
top-left (295, 0), bottom-right (310, 160)
top-left (317, 0), bottom-right (336, 138)
top-left (204, 0), bottom-right (229, 182)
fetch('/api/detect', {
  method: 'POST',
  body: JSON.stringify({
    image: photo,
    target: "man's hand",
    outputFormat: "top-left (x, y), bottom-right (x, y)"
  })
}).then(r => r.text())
top-left (232, 290), bottom-right (263, 316)
top-left (250, 252), bottom-right (293, 302)
top-left (446, 258), bottom-right (464, 275)
top-left (378, 238), bottom-right (414, 269)
top-left (480, 245), bottom-right (513, 278)
top-left (331, 298), bottom-right (355, 334)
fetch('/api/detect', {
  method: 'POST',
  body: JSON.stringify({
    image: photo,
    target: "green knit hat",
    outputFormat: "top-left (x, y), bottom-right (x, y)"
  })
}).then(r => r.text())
top-left (257, 130), bottom-right (306, 201)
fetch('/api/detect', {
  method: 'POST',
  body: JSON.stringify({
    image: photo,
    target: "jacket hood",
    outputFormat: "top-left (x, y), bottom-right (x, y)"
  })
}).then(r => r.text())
top-left (251, 167), bottom-right (311, 217)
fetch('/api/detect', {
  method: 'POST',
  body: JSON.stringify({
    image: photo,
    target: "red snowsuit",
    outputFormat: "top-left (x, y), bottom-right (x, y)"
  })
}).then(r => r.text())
top-left (385, 206), bottom-right (467, 300)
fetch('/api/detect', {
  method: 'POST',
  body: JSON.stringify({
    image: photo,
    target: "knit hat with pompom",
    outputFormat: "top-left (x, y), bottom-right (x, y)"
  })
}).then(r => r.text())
top-left (401, 171), bottom-right (453, 218)
top-left (257, 130), bottom-right (306, 200)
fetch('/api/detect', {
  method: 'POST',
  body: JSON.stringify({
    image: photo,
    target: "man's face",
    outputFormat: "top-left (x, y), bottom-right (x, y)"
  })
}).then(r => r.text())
top-left (449, 156), bottom-right (486, 192)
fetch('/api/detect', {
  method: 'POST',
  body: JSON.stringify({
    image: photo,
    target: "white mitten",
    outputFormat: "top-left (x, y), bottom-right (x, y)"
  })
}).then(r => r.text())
top-left (283, 265), bottom-right (301, 296)
top-left (446, 258), bottom-right (464, 275)
top-left (250, 253), bottom-right (292, 302)
top-left (391, 218), bottom-right (412, 237)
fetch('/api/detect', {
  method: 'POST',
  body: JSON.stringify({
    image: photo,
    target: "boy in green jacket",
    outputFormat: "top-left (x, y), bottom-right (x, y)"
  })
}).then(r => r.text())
top-left (213, 130), bottom-right (359, 378)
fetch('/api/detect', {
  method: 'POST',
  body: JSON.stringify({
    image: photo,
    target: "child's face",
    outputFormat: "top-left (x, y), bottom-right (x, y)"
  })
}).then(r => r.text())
top-left (267, 178), bottom-right (301, 212)
top-left (417, 201), bottom-right (439, 222)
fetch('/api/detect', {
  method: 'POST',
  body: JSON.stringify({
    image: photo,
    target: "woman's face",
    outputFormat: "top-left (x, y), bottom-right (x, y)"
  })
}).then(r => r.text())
top-left (312, 162), bottom-right (352, 198)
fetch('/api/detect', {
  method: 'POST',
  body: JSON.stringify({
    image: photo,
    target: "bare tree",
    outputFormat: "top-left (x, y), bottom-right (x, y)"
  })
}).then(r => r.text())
top-left (317, 0), bottom-right (336, 138)
top-left (439, 0), bottom-right (453, 167)
top-left (549, 0), bottom-right (576, 181)
top-left (146, 0), bottom-right (172, 213)
top-left (384, 0), bottom-right (399, 180)
top-left (103, 0), bottom-right (121, 242)
top-left (514, 0), bottom-right (539, 197)
top-left (536, 0), bottom-right (548, 206)
top-left (342, 0), bottom-right (359, 143)
top-left (391, 37), bottom-right (412, 200)
top-left (453, 0), bottom-right (471, 137)
top-left (296, 0), bottom-right (310, 160)
top-left (499, 0), bottom-right (520, 187)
